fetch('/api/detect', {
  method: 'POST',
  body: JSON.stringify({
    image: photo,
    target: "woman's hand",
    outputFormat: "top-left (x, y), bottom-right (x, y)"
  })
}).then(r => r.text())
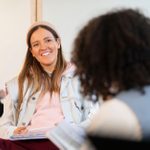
top-left (13, 126), bottom-right (28, 135)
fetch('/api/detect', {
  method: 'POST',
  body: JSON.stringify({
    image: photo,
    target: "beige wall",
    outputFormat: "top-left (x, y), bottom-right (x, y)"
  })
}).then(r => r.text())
top-left (0, 0), bottom-right (31, 88)
top-left (42, 0), bottom-right (150, 60)
top-left (1, 0), bottom-right (150, 88)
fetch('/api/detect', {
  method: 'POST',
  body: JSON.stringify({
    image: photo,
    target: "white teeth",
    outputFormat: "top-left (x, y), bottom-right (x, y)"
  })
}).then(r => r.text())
top-left (42, 52), bottom-right (50, 56)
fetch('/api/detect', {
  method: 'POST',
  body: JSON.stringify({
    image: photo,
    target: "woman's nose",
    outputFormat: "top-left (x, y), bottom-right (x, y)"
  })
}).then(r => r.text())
top-left (40, 42), bottom-right (47, 49)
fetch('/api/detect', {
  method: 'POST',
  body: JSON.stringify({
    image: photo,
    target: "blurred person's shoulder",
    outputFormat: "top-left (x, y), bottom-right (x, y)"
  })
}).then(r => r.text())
top-left (87, 99), bottom-right (142, 141)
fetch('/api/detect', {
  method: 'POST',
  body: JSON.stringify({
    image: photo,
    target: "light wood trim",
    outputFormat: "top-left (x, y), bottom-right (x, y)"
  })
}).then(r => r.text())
top-left (31, 0), bottom-right (42, 23)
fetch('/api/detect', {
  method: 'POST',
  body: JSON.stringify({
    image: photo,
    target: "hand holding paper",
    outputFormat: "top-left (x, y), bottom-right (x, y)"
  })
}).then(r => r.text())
top-left (13, 126), bottom-right (28, 135)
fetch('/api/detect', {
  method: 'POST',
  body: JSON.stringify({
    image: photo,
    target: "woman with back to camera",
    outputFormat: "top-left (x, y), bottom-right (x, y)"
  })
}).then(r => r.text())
top-left (72, 8), bottom-right (150, 148)
top-left (0, 21), bottom-right (96, 150)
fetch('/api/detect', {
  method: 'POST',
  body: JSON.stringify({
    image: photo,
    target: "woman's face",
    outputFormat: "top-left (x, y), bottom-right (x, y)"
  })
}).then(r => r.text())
top-left (30, 27), bottom-right (60, 72)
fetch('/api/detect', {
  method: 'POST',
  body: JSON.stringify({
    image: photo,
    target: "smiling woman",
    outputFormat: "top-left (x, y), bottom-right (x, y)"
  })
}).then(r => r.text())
top-left (29, 25), bottom-right (60, 72)
top-left (0, 21), bottom-right (96, 150)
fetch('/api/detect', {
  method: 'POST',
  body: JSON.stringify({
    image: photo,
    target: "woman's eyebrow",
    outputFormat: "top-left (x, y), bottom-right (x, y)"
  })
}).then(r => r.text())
top-left (31, 36), bottom-right (55, 44)
top-left (43, 36), bottom-right (54, 40)
top-left (31, 41), bottom-right (39, 45)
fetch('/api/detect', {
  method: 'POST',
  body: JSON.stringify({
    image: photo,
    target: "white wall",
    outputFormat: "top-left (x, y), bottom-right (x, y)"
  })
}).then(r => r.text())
top-left (0, 0), bottom-right (150, 89)
top-left (42, 0), bottom-right (150, 60)
top-left (0, 0), bottom-right (31, 88)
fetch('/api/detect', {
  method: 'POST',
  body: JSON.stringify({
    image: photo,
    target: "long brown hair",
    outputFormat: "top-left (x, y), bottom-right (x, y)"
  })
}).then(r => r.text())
top-left (17, 24), bottom-right (67, 119)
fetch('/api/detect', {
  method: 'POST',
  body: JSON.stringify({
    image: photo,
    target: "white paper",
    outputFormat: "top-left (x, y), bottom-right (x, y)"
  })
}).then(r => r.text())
top-left (9, 127), bottom-right (51, 140)
top-left (46, 121), bottom-right (86, 150)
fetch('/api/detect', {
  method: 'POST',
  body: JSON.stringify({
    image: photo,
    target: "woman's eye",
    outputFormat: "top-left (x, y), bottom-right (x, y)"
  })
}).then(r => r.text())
top-left (32, 43), bottom-right (39, 48)
top-left (47, 39), bottom-right (51, 42)
top-left (45, 38), bottom-right (56, 43)
top-left (46, 39), bottom-right (52, 43)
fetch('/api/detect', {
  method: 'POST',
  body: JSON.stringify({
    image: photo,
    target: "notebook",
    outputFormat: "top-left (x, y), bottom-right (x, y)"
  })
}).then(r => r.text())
top-left (9, 127), bottom-right (51, 140)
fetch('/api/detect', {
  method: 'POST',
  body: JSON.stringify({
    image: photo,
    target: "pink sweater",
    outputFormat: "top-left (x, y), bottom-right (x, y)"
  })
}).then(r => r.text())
top-left (27, 63), bottom-right (74, 130)
top-left (27, 92), bottom-right (64, 130)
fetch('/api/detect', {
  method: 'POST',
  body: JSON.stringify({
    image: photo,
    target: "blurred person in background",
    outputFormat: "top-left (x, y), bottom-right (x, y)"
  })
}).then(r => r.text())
top-left (72, 8), bottom-right (150, 149)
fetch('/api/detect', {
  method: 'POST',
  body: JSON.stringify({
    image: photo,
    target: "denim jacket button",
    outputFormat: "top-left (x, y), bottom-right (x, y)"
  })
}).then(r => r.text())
top-left (32, 97), bottom-right (36, 100)
top-left (22, 122), bottom-right (26, 126)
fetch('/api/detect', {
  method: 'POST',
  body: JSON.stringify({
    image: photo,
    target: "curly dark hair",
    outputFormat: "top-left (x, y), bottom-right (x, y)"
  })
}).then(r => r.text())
top-left (71, 8), bottom-right (150, 101)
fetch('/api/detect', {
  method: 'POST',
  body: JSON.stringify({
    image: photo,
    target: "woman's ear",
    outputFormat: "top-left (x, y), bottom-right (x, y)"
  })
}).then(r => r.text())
top-left (29, 47), bottom-right (32, 52)
top-left (30, 48), bottom-right (35, 57)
